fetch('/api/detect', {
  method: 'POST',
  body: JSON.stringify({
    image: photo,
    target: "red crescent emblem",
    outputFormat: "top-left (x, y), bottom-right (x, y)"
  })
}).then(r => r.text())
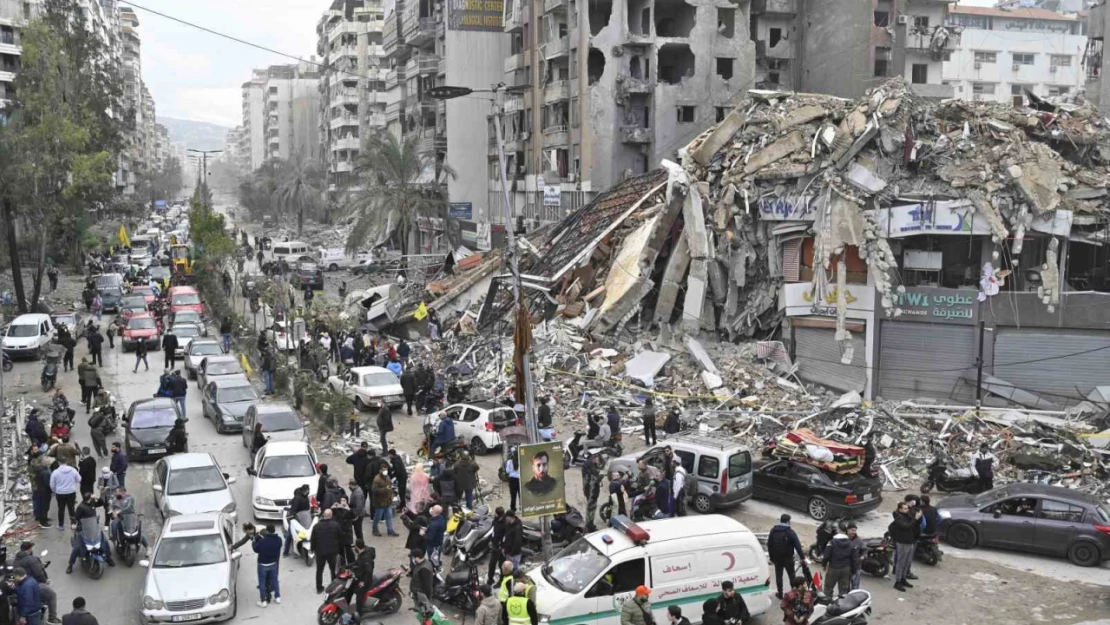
top-left (723, 552), bottom-right (736, 571)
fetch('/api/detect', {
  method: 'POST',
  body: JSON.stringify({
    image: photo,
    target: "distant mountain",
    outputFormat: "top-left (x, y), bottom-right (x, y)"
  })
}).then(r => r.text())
top-left (158, 117), bottom-right (232, 152)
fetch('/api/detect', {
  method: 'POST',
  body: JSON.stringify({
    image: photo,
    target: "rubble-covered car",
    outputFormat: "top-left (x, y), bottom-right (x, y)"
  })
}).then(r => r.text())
top-left (424, 401), bottom-right (519, 455)
top-left (752, 459), bottom-right (883, 521)
top-left (938, 483), bottom-right (1110, 567)
top-left (184, 338), bottom-right (224, 380)
top-left (327, 366), bottom-right (405, 411)
top-left (291, 259), bottom-right (324, 290)
top-left (343, 284), bottom-right (401, 328)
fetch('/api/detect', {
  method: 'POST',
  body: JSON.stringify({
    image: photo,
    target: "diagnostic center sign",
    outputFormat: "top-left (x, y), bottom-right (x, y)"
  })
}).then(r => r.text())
top-left (449, 0), bottom-right (503, 31)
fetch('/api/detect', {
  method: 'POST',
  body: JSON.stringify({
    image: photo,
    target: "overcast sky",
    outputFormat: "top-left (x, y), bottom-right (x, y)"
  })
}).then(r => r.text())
top-left (131, 0), bottom-right (1003, 128)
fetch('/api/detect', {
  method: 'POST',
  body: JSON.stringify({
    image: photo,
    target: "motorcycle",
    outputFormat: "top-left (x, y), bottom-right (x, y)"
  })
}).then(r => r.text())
top-left (447, 515), bottom-right (494, 572)
top-left (416, 386), bottom-right (445, 415)
top-left (915, 533), bottom-right (942, 566)
top-left (418, 423), bottom-right (469, 464)
top-left (316, 565), bottom-right (406, 624)
top-left (40, 348), bottom-right (62, 392)
top-left (807, 518), bottom-right (847, 563)
top-left (76, 516), bottom-right (109, 579)
top-left (920, 457), bottom-right (982, 494)
top-left (564, 432), bottom-right (621, 468)
top-left (433, 562), bottom-right (482, 613)
top-left (549, 505), bottom-right (587, 544)
top-left (811, 589), bottom-right (872, 625)
top-left (284, 508), bottom-right (319, 566)
top-left (113, 511), bottom-right (144, 567)
top-left (92, 393), bottom-right (120, 436)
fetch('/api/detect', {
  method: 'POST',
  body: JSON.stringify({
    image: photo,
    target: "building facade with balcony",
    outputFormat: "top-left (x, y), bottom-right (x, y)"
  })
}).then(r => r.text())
top-left (317, 0), bottom-right (387, 193)
top-left (497, 0), bottom-right (754, 236)
top-left (382, 0), bottom-right (508, 251)
top-left (944, 5), bottom-right (1087, 105)
top-left (261, 62), bottom-right (322, 165)
top-left (241, 69), bottom-right (267, 171)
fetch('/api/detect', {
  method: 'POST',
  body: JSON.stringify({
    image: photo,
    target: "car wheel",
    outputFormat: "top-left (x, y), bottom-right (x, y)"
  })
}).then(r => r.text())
top-left (807, 497), bottom-right (829, 521)
top-left (328, 263), bottom-right (339, 272)
top-left (693, 493), bottom-right (713, 514)
top-left (946, 522), bottom-right (978, 550)
top-left (1068, 541), bottom-right (1101, 567)
top-left (471, 437), bottom-right (488, 455)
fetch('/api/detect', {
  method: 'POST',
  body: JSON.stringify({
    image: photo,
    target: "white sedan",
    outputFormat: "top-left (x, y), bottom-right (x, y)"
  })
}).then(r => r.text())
top-left (140, 512), bottom-right (240, 624)
top-left (246, 441), bottom-right (318, 520)
top-left (327, 366), bottom-right (405, 411)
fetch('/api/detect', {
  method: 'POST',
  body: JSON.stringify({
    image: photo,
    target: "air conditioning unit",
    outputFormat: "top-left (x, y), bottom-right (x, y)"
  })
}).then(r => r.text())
top-left (1012, 64), bottom-right (1020, 71)
top-left (897, 15), bottom-right (910, 25)
top-left (974, 62), bottom-right (982, 69)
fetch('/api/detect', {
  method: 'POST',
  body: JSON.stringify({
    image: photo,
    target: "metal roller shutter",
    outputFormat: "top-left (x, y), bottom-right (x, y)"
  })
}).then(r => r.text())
top-left (878, 321), bottom-right (977, 402)
top-left (994, 328), bottom-right (1110, 403)
top-left (795, 327), bottom-right (867, 393)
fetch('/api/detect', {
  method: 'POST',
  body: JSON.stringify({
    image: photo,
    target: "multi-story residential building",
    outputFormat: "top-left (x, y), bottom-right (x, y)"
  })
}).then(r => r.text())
top-left (241, 69), bottom-right (266, 171)
top-left (383, 0), bottom-right (508, 250)
top-left (317, 0), bottom-right (387, 194)
top-left (261, 62), bottom-right (322, 164)
top-left (749, 0), bottom-right (957, 100)
top-left (945, 5), bottom-right (1087, 105)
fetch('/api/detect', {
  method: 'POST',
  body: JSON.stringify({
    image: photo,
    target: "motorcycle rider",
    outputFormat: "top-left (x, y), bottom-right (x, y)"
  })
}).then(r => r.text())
top-left (919, 495), bottom-right (940, 536)
top-left (66, 492), bottom-right (115, 574)
top-left (108, 486), bottom-right (149, 555)
top-left (283, 484), bottom-right (313, 554)
top-left (432, 410), bottom-right (456, 452)
top-left (582, 415), bottom-right (610, 452)
top-left (346, 540), bottom-right (376, 609)
top-left (14, 542), bottom-right (60, 624)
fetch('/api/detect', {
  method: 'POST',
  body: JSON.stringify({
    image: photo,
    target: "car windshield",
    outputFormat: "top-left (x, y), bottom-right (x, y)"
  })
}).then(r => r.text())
top-left (54, 315), bottom-right (77, 326)
top-left (190, 343), bottom-right (223, 356)
top-left (541, 538), bottom-right (609, 594)
top-left (100, 287), bottom-right (123, 297)
top-left (154, 535), bottom-right (226, 568)
top-left (121, 296), bottom-right (147, 308)
top-left (360, 372), bottom-right (398, 387)
top-left (131, 406), bottom-right (177, 429)
top-left (175, 312), bottom-right (201, 324)
top-left (172, 293), bottom-right (201, 305)
top-left (8, 324), bottom-right (39, 338)
top-left (129, 317), bottom-right (156, 330)
top-left (167, 466), bottom-right (226, 496)
top-left (218, 385), bottom-right (257, 403)
top-left (209, 361), bottom-right (243, 376)
top-left (133, 287), bottom-right (154, 295)
top-left (95, 276), bottom-right (120, 288)
top-left (260, 455), bottom-right (315, 478)
top-left (174, 326), bottom-right (200, 338)
top-left (261, 411), bottom-right (302, 432)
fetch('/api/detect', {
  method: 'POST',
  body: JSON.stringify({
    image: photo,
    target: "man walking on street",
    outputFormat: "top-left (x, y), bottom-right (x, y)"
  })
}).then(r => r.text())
top-left (389, 449), bottom-right (407, 511)
top-left (170, 371), bottom-right (188, 417)
top-left (220, 317), bottom-right (233, 353)
top-left (376, 403), bottom-right (393, 454)
top-left (846, 523), bottom-right (866, 591)
top-left (641, 397), bottom-right (657, 445)
top-left (87, 326), bottom-right (104, 366)
top-left (162, 329), bottom-right (179, 369)
top-left (50, 461), bottom-right (80, 531)
top-left (371, 465), bottom-right (398, 537)
top-left (261, 348), bottom-right (275, 395)
top-left (13, 567), bottom-right (43, 625)
top-left (312, 509), bottom-right (343, 593)
top-left (133, 338), bottom-right (149, 373)
top-left (62, 597), bottom-right (99, 625)
top-left (502, 509), bottom-right (523, 573)
top-left (78, 358), bottom-right (100, 413)
top-left (32, 457), bottom-right (52, 528)
top-left (110, 442), bottom-right (128, 489)
top-left (105, 320), bottom-right (117, 350)
top-left (253, 525), bottom-right (283, 607)
top-left (889, 501), bottom-right (920, 592)
top-left (400, 368), bottom-right (416, 416)
top-left (348, 478), bottom-right (366, 543)
top-left (766, 514), bottom-right (805, 599)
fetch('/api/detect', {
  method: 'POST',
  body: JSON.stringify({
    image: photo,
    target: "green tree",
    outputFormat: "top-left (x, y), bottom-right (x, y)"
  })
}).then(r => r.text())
top-left (272, 157), bottom-right (324, 236)
top-left (0, 0), bottom-right (124, 312)
top-left (344, 132), bottom-right (455, 256)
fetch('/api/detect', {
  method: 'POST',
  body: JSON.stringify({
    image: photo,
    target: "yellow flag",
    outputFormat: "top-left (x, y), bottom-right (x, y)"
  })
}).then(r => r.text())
top-left (118, 225), bottom-right (130, 248)
top-left (414, 301), bottom-right (429, 321)
top-left (240, 353), bottom-right (254, 376)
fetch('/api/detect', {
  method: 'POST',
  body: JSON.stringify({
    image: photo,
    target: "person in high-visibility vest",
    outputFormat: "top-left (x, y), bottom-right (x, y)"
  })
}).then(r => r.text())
top-left (505, 583), bottom-right (537, 625)
top-left (497, 561), bottom-right (514, 602)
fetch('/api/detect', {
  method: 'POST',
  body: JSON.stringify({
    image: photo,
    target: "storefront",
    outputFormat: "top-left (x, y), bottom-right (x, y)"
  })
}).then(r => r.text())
top-left (781, 282), bottom-right (875, 396)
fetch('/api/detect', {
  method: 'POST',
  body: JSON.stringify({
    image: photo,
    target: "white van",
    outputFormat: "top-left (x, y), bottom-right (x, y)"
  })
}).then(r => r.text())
top-left (272, 241), bottom-right (310, 263)
top-left (529, 516), bottom-right (772, 625)
top-left (316, 248), bottom-right (373, 271)
top-left (2, 313), bottom-right (57, 358)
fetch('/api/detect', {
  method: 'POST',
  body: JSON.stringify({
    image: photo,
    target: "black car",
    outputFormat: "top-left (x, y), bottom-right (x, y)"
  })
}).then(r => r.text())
top-left (291, 260), bottom-right (324, 290)
top-left (201, 376), bottom-right (257, 434)
top-left (97, 285), bottom-right (124, 313)
top-left (124, 397), bottom-right (185, 460)
top-left (752, 458), bottom-right (883, 520)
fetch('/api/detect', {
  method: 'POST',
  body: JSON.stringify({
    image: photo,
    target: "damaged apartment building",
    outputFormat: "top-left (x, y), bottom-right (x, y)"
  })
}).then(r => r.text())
top-left (495, 0), bottom-right (755, 230)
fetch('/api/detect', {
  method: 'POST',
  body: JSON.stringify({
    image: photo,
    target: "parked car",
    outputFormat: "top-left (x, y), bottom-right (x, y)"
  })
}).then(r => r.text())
top-left (246, 441), bottom-right (318, 520)
top-left (751, 458), bottom-right (882, 520)
top-left (291, 259), bottom-right (324, 290)
top-left (938, 483), bottom-right (1110, 567)
top-left (97, 285), bottom-right (124, 313)
top-left (119, 295), bottom-right (149, 325)
top-left (201, 376), bottom-right (257, 434)
top-left (1, 313), bottom-right (56, 358)
top-left (197, 354), bottom-right (245, 390)
top-left (139, 512), bottom-right (240, 624)
top-left (168, 286), bottom-right (204, 316)
top-left (152, 453), bottom-right (237, 520)
top-left (171, 310), bottom-right (207, 333)
top-left (170, 323), bottom-right (204, 356)
top-left (424, 401), bottom-right (518, 455)
top-left (327, 365), bottom-right (405, 412)
top-left (121, 313), bottom-right (161, 352)
top-left (184, 338), bottom-right (224, 380)
top-left (241, 402), bottom-right (307, 450)
top-left (608, 435), bottom-right (756, 514)
top-left (49, 310), bottom-right (84, 335)
top-left (316, 248), bottom-right (373, 271)
top-left (130, 284), bottom-right (158, 304)
top-left (124, 397), bottom-right (184, 460)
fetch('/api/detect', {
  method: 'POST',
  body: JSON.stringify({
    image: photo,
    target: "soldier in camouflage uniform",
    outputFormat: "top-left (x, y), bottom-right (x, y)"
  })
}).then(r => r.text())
top-left (583, 453), bottom-right (605, 532)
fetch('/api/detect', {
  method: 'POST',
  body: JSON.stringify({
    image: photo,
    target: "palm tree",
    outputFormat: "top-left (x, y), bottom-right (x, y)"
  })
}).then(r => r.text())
top-left (344, 131), bottom-right (455, 256)
top-left (272, 157), bottom-right (325, 236)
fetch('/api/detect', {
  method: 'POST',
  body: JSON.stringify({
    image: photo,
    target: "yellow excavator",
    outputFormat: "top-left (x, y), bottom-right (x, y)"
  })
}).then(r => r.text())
top-left (170, 243), bottom-right (193, 276)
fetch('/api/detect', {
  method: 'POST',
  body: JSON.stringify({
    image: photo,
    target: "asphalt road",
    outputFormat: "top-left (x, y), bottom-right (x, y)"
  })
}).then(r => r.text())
top-left (4, 196), bottom-right (1109, 625)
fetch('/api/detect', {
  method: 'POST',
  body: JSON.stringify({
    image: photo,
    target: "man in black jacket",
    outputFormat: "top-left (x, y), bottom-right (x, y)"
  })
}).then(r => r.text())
top-left (311, 509), bottom-right (343, 593)
top-left (61, 597), bottom-right (98, 625)
top-left (502, 510), bottom-right (523, 573)
top-left (715, 581), bottom-right (749, 624)
top-left (162, 330), bottom-right (178, 369)
top-left (388, 449), bottom-right (407, 510)
top-left (400, 369), bottom-right (417, 416)
top-left (765, 514), bottom-right (805, 599)
top-left (348, 541), bottom-right (376, 608)
top-left (86, 328), bottom-right (104, 367)
top-left (410, 548), bottom-right (434, 604)
top-left (376, 404), bottom-right (394, 454)
top-left (14, 542), bottom-right (59, 623)
top-left (346, 443), bottom-right (372, 492)
top-left (889, 502), bottom-right (920, 592)
top-left (283, 485), bottom-right (312, 556)
top-left (487, 507), bottom-right (507, 585)
top-left (821, 532), bottom-right (855, 598)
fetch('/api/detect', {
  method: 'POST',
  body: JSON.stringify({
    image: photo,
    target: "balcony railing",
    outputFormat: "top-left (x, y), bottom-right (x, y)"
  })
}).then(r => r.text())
top-left (544, 0), bottom-right (565, 13)
top-left (543, 80), bottom-right (570, 103)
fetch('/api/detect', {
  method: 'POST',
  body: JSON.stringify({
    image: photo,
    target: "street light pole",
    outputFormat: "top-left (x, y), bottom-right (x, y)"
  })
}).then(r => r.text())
top-left (187, 149), bottom-right (222, 191)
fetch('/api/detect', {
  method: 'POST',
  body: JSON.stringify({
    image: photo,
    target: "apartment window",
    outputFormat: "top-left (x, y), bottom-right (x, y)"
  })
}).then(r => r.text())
top-left (570, 97), bottom-right (579, 128)
top-left (1011, 84), bottom-right (1025, 107)
top-left (716, 107), bottom-right (728, 122)
top-left (717, 8), bottom-right (735, 38)
top-left (677, 106), bottom-right (695, 123)
top-left (874, 47), bottom-right (891, 78)
top-left (1047, 85), bottom-right (1070, 97)
top-left (874, 10), bottom-right (889, 27)
top-left (972, 83), bottom-right (995, 99)
top-left (716, 58), bottom-right (734, 80)
top-left (1050, 54), bottom-right (1071, 67)
top-left (1012, 53), bottom-right (1035, 66)
top-left (911, 64), bottom-right (928, 84)
top-left (974, 51), bottom-right (997, 64)
top-left (769, 28), bottom-right (782, 48)
top-left (913, 16), bottom-right (929, 30)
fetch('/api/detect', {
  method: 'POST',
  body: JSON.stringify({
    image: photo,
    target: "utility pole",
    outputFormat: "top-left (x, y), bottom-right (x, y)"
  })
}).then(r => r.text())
top-left (187, 149), bottom-right (222, 192)
top-left (975, 318), bottom-right (985, 418)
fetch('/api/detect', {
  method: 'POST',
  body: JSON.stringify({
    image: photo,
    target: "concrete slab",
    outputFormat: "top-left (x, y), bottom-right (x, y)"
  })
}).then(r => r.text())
top-left (682, 259), bottom-right (708, 334)
top-left (692, 108), bottom-right (745, 167)
top-left (776, 105), bottom-right (828, 132)
top-left (623, 350), bottom-right (672, 387)
top-left (653, 235), bottom-right (691, 325)
top-left (682, 190), bottom-right (709, 259)
top-left (685, 336), bottom-right (720, 374)
top-left (846, 162), bottom-right (888, 194)
top-left (744, 131), bottom-right (807, 175)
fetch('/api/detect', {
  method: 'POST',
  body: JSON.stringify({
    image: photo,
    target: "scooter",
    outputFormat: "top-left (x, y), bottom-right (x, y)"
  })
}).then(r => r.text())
top-left (284, 507), bottom-right (318, 566)
top-left (447, 514), bottom-right (494, 571)
top-left (41, 353), bottom-right (60, 392)
top-left (914, 533), bottom-right (942, 565)
top-left (920, 458), bottom-right (983, 494)
top-left (810, 589), bottom-right (872, 625)
top-left (549, 505), bottom-right (587, 545)
top-left (433, 562), bottom-right (482, 614)
top-left (76, 517), bottom-right (109, 580)
top-left (316, 565), bottom-right (406, 624)
top-left (807, 518), bottom-right (847, 563)
top-left (113, 511), bottom-right (144, 567)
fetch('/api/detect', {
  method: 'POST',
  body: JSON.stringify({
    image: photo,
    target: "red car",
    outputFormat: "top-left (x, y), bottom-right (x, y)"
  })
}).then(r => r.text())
top-left (168, 286), bottom-right (204, 316)
top-left (118, 295), bottom-right (149, 325)
top-left (130, 284), bottom-right (158, 305)
top-left (122, 312), bottom-right (161, 352)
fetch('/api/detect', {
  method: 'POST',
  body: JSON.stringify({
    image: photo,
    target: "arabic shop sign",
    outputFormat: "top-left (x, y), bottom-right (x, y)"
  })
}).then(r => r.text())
top-left (758, 195), bottom-right (819, 221)
top-left (782, 282), bottom-right (874, 320)
top-left (448, 0), bottom-right (504, 31)
top-left (891, 287), bottom-right (977, 323)
top-left (869, 200), bottom-right (992, 238)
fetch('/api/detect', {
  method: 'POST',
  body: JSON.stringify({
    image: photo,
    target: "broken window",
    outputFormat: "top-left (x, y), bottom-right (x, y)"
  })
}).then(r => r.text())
top-left (716, 107), bottom-right (727, 122)
top-left (588, 48), bottom-right (605, 85)
top-left (588, 0), bottom-right (611, 36)
top-left (897, 237), bottom-right (983, 289)
top-left (556, 147), bottom-right (569, 178)
top-left (873, 10), bottom-right (889, 27)
top-left (874, 47), bottom-right (890, 78)
top-left (769, 27), bottom-right (782, 48)
top-left (716, 57), bottom-right (734, 80)
top-left (655, 0), bottom-right (695, 38)
top-left (629, 0), bottom-right (649, 35)
top-left (658, 43), bottom-right (694, 84)
top-left (911, 63), bottom-right (927, 84)
top-left (677, 105), bottom-right (695, 123)
top-left (972, 82), bottom-right (995, 97)
top-left (630, 56), bottom-right (642, 79)
top-left (1047, 85), bottom-right (1070, 97)
top-left (974, 51), bottom-right (996, 64)
top-left (717, 8), bottom-right (734, 38)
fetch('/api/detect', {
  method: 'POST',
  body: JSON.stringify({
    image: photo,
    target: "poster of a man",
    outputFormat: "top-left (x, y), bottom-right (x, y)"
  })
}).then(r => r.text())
top-left (519, 441), bottom-right (566, 517)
